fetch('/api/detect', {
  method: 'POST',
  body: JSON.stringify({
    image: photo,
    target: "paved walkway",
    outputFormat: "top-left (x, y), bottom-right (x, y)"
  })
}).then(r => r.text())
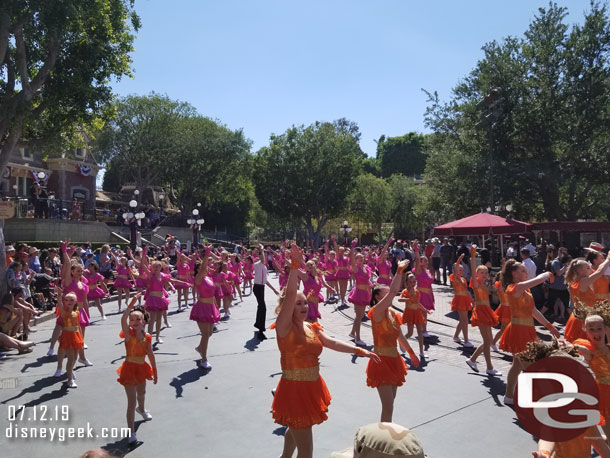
top-left (0, 276), bottom-right (545, 457)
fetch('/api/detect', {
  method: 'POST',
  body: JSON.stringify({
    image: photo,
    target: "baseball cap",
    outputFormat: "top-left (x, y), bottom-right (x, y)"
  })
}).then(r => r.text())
top-left (331, 423), bottom-right (425, 458)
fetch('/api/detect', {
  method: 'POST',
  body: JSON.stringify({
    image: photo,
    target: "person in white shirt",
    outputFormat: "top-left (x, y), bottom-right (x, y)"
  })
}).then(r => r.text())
top-left (521, 248), bottom-right (537, 279)
top-left (522, 239), bottom-right (536, 257)
top-left (253, 245), bottom-right (279, 340)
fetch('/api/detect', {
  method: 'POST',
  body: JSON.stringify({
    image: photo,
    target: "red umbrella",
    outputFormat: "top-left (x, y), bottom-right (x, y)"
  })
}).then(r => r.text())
top-left (433, 212), bottom-right (532, 236)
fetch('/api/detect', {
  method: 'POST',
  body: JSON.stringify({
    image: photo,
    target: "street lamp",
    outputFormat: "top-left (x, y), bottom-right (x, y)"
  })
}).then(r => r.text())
top-left (123, 198), bottom-right (143, 250)
top-left (340, 220), bottom-right (352, 246)
top-left (187, 208), bottom-right (204, 249)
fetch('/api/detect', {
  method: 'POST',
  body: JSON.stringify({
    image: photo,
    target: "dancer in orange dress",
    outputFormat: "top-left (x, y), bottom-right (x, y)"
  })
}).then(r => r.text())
top-left (398, 272), bottom-right (431, 358)
top-left (564, 253), bottom-right (610, 343)
top-left (491, 270), bottom-right (511, 352)
top-left (465, 245), bottom-right (501, 376)
top-left (368, 260), bottom-right (419, 422)
top-left (572, 313), bottom-right (610, 443)
top-left (57, 288), bottom-right (84, 388)
top-left (449, 253), bottom-right (473, 347)
top-left (499, 260), bottom-right (560, 405)
top-left (117, 293), bottom-right (157, 444)
top-left (271, 244), bottom-right (379, 458)
top-left (585, 244), bottom-right (610, 303)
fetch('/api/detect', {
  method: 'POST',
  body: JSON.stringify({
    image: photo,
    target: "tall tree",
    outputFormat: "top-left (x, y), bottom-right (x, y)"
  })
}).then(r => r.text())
top-left (424, 1), bottom-right (610, 222)
top-left (376, 133), bottom-right (427, 178)
top-left (351, 173), bottom-right (393, 242)
top-left (253, 119), bottom-right (363, 247)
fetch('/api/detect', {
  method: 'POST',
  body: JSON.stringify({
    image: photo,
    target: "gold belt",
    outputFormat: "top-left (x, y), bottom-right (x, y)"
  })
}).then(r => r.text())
top-left (308, 296), bottom-right (320, 303)
top-left (511, 317), bottom-right (533, 326)
top-left (379, 274), bottom-right (390, 278)
top-left (356, 284), bottom-right (369, 290)
top-left (126, 355), bottom-right (146, 364)
top-left (63, 326), bottom-right (79, 332)
top-left (406, 303), bottom-right (419, 310)
top-left (500, 302), bottom-right (509, 307)
top-left (374, 346), bottom-right (398, 357)
top-left (197, 297), bottom-right (216, 305)
top-left (178, 274), bottom-right (189, 279)
top-left (282, 366), bottom-right (320, 381)
top-left (117, 275), bottom-right (128, 279)
top-left (149, 291), bottom-right (164, 297)
top-left (419, 287), bottom-right (432, 293)
top-left (475, 300), bottom-right (490, 307)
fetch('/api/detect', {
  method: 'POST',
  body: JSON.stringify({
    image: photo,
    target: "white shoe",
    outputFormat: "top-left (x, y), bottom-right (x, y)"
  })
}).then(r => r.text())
top-left (67, 380), bottom-right (77, 388)
top-left (47, 347), bottom-right (55, 356)
top-left (355, 339), bottom-right (367, 347)
top-left (102, 316), bottom-right (107, 320)
top-left (136, 407), bottom-right (152, 421)
top-left (503, 396), bottom-right (514, 405)
top-left (463, 341), bottom-right (474, 348)
top-left (486, 369), bottom-right (502, 377)
top-left (422, 332), bottom-right (431, 338)
top-left (465, 359), bottom-right (479, 372)
top-left (453, 337), bottom-right (462, 344)
top-left (199, 360), bottom-right (212, 370)
top-left (128, 433), bottom-right (137, 444)
top-left (165, 322), bottom-right (172, 328)
top-left (419, 353), bottom-right (428, 359)
top-left (83, 344), bottom-right (88, 349)
top-left (156, 337), bottom-right (163, 344)
top-left (490, 344), bottom-right (499, 352)
top-left (53, 369), bottom-right (63, 377)
top-left (79, 359), bottom-right (93, 367)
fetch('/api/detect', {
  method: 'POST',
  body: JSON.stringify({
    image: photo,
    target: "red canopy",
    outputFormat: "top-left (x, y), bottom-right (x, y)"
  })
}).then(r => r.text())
top-left (433, 212), bottom-right (532, 236)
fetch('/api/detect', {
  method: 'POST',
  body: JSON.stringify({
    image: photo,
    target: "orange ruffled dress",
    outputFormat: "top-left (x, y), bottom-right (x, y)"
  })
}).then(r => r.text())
top-left (552, 426), bottom-right (601, 458)
top-left (366, 308), bottom-right (407, 388)
top-left (400, 289), bottom-right (425, 326)
top-left (565, 281), bottom-right (596, 343)
top-left (449, 274), bottom-right (473, 312)
top-left (494, 281), bottom-right (511, 324)
top-left (573, 338), bottom-right (610, 418)
top-left (58, 311), bottom-right (84, 350)
top-left (469, 279), bottom-right (498, 327)
top-left (498, 284), bottom-right (537, 354)
top-left (116, 329), bottom-right (154, 386)
top-left (593, 275), bottom-right (609, 303)
top-left (271, 322), bottom-right (331, 429)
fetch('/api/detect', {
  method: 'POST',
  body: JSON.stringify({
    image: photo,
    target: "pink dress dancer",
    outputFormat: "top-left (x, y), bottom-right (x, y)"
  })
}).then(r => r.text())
top-left (210, 271), bottom-right (224, 301)
top-left (189, 276), bottom-right (220, 323)
top-left (377, 259), bottom-right (393, 286)
top-left (348, 266), bottom-right (373, 306)
top-left (114, 266), bottom-right (132, 290)
top-left (135, 264), bottom-right (148, 289)
top-left (303, 274), bottom-right (324, 322)
top-left (85, 270), bottom-right (106, 300)
top-left (413, 268), bottom-right (435, 311)
top-left (243, 262), bottom-right (254, 281)
top-left (221, 272), bottom-right (233, 297)
top-left (144, 273), bottom-right (171, 312)
top-left (336, 256), bottom-right (350, 281)
top-left (64, 279), bottom-right (90, 328)
top-left (230, 261), bottom-right (242, 287)
top-left (175, 263), bottom-right (192, 289)
top-left (324, 259), bottom-right (337, 284)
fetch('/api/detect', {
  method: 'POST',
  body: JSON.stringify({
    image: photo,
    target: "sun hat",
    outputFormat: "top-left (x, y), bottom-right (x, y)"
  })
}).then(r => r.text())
top-left (584, 242), bottom-right (604, 253)
top-left (330, 423), bottom-right (425, 458)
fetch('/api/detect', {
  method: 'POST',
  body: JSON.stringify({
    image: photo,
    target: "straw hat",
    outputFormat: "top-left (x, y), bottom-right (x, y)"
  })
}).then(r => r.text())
top-left (330, 423), bottom-right (425, 458)
top-left (585, 242), bottom-right (604, 253)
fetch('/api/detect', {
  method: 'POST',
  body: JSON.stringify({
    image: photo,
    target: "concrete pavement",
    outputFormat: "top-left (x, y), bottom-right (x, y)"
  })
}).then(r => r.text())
top-left (0, 278), bottom-right (542, 457)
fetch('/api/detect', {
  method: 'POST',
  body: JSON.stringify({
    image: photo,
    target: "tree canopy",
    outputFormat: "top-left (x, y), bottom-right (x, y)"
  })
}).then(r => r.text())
top-left (376, 132), bottom-right (427, 178)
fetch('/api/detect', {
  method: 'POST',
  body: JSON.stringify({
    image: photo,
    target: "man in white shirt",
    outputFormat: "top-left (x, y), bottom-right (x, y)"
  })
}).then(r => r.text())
top-left (521, 248), bottom-right (536, 279)
top-left (253, 245), bottom-right (279, 340)
top-left (522, 239), bottom-right (536, 257)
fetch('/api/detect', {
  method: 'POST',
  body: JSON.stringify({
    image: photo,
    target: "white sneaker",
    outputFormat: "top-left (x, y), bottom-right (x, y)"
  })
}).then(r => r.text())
top-left (136, 407), bottom-right (152, 421)
top-left (486, 369), bottom-right (502, 377)
top-left (422, 332), bottom-right (431, 338)
top-left (79, 359), bottom-right (93, 367)
top-left (503, 396), bottom-right (514, 405)
top-left (102, 316), bottom-right (107, 320)
top-left (465, 359), bottom-right (479, 372)
top-left (67, 380), bottom-right (77, 388)
top-left (53, 369), bottom-right (63, 377)
top-left (199, 360), bottom-right (212, 370)
top-left (47, 347), bottom-right (55, 356)
top-left (453, 337), bottom-right (462, 344)
top-left (355, 339), bottom-right (367, 347)
top-left (419, 353), bottom-right (428, 359)
top-left (128, 433), bottom-right (137, 444)
top-left (165, 322), bottom-right (172, 328)
top-left (83, 343), bottom-right (88, 349)
top-left (463, 341), bottom-right (474, 348)
top-left (156, 337), bottom-right (163, 344)
top-left (490, 344), bottom-right (499, 352)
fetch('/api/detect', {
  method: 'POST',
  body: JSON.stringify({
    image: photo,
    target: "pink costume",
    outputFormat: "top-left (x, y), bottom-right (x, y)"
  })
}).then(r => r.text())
top-left (114, 265), bottom-right (132, 289)
top-left (229, 261), bottom-right (242, 285)
top-left (243, 262), bottom-right (254, 280)
top-left (348, 265), bottom-right (373, 307)
top-left (336, 256), bottom-right (350, 281)
top-left (303, 274), bottom-right (324, 321)
top-left (135, 264), bottom-right (148, 289)
top-left (221, 272), bottom-right (233, 296)
top-left (175, 262), bottom-right (192, 290)
top-left (144, 273), bottom-right (171, 311)
top-left (64, 279), bottom-right (90, 328)
top-left (324, 259), bottom-right (337, 283)
top-left (367, 254), bottom-right (377, 270)
top-left (279, 271), bottom-right (288, 290)
top-left (210, 271), bottom-right (224, 299)
top-left (189, 275), bottom-right (220, 323)
top-left (84, 270), bottom-right (106, 300)
top-left (413, 268), bottom-right (435, 311)
top-left (376, 259), bottom-right (392, 286)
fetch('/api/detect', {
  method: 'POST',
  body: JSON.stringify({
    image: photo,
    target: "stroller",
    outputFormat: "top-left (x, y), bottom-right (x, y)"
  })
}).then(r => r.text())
top-left (29, 274), bottom-right (58, 312)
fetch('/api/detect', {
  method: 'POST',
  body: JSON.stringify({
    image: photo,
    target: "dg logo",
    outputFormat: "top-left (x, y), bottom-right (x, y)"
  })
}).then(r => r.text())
top-left (515, 356), bottom-right (600, 441)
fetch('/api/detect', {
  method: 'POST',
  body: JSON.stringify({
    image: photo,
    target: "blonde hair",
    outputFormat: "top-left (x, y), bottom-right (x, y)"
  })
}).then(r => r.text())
top-left (565, 258), bottom-right (589, 285)
top-left (585, 314), bottom-right (604, 327)
top-left (476, 265), bottom-right (488, 274)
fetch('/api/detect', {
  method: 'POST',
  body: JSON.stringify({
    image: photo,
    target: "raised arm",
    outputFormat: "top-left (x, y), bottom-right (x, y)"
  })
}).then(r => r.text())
top-left (349, 239), bottom-right (358, 270)
top-left (469, 245), bottom-right (478, 287)
top-left (121, 294), bottom-right (140, 339)
top-left (580, 252), bottom-right (610, 289)
top-left (60, 240), bottom-right (72, 285)
top-left (514, 271), bottom-right (553, 295)
top-left (377, 237), bottom-right (393, 265)
top-left (372, 260), bottom-right (409, 322)
top-left (332, 235), bottom-right (338, 252)
top-left (413, 241), bottom-right (421, 275)
top-left (195, 246), bottom-right (211, 283)
top-left (276, 244), bottom-right (302, 337)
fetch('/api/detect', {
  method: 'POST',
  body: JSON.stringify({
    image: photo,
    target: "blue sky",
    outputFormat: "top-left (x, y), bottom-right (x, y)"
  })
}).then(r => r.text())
top-left (111, 0), bottom-right (588, 157)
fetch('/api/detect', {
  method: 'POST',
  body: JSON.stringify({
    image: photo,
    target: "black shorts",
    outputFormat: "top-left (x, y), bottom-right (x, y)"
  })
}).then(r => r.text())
top-left (432, 257), bottom-right (441, 270)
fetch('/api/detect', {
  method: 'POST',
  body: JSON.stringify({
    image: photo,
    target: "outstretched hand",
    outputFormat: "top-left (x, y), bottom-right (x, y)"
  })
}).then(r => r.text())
top-left (396, 260), bottom-right (410, 274)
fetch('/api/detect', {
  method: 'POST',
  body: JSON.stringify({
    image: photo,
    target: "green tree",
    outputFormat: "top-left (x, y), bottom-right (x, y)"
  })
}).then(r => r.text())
top-left (351, 174), bottom-right (393, 242)
top-left (424, 2), bottom-right (610, 222)
top-left (376, 133), bottom-right (427, 178)
top-left (253, 119), bottom-right (363, 247)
